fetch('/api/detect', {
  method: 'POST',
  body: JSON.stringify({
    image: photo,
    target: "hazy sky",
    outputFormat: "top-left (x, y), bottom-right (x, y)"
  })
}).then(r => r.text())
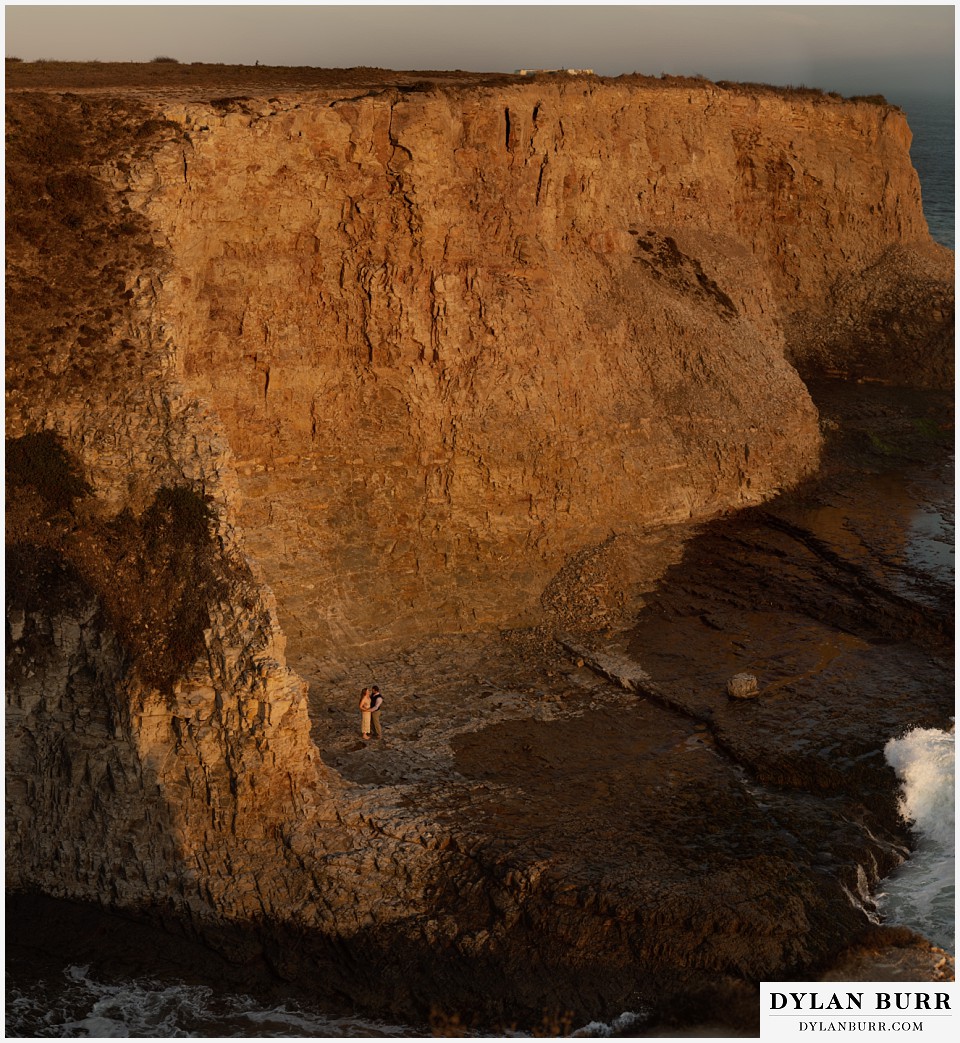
top-left (3, 3), bottom-right (955, 100)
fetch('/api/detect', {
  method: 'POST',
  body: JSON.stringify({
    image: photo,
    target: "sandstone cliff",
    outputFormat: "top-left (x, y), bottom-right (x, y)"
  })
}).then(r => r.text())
top-left (5, 71), bottom-right (954, 1027)
top-left (135, 79), bottom-right (951, 663)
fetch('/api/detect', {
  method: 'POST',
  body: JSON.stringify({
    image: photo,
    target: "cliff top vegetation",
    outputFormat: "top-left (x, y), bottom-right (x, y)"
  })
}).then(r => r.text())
top-left (5, 58), bottom-right (889, 106)
top-left (3, 58), bottom-right (517, 92)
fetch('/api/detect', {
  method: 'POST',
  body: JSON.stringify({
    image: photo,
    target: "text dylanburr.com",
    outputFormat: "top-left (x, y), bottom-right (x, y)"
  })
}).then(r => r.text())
top-left (762, 982), bottom-right (956, 1041)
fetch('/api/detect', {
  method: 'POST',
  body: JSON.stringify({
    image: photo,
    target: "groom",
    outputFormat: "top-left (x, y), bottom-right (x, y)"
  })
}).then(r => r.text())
top-left (369, 685), bottom-right (384, 741)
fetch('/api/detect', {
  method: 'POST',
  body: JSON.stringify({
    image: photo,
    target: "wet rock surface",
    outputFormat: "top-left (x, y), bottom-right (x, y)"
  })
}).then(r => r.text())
top-left (5, 384), bottom-right (954, 1033)
top-left (304, 381), bottom-right (953, 1029)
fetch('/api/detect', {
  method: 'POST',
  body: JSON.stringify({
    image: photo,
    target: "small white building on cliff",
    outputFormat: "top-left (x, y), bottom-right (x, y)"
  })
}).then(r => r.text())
top-left (516, 68), bottom-right (595, 76)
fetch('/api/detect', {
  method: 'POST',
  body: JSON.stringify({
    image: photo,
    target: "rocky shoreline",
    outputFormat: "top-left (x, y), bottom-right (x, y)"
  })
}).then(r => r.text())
top-left (7, 383), bottom-right (954, 1035)
top-left (303, 381), bottom-right (953, 1028)
top-left (5, 67), bottom-right (954, 1035)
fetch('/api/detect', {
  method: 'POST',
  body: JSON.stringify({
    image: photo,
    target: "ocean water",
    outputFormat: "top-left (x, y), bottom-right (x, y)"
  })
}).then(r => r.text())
top-left (2, 964), bottom-right (645, 1039)
top-left (877, 94), bottom-right (955, 953)
top-left (3, 967), bottom-right (424, 1038)
top-left (896, 93), bottom-right (955, 249)
top-left (877, 727), bottom-right (956, 953)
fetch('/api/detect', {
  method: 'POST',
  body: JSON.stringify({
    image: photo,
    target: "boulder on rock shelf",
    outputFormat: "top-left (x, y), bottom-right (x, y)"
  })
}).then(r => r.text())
top-left (727, 673), bottom-right (760, 700)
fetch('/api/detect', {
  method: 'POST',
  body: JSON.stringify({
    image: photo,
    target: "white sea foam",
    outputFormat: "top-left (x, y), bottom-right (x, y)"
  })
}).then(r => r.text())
top-left (878, 725), bottom-right (955, 952)
top-left (569, 1010), bottom-right (649, 1036)
top-left (4, 964), bottom-right (422, 1038)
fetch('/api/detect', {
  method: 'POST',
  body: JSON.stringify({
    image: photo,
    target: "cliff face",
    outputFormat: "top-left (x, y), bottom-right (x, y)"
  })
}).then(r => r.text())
top-left (4, 76), bottom-right (954, 1024)
top-left (9, 81), bottom-right (950, 670)
top-left (125, 81), bottom-right (952, 665)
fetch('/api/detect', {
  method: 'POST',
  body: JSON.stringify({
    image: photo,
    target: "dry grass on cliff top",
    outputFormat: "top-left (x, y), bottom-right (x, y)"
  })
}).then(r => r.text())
top-left (5, 58), bottom-right (889, 105)
top-left (3, 59), bottom-right (518, 92)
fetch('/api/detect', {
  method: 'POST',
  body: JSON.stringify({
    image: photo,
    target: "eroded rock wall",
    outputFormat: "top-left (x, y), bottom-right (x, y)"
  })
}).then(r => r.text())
top-left (4, 93), bottom-right (339, 936)
top-left (5, 569), bottom-right (324, 917)
top-left (132, 81), bottom-right (949, 664)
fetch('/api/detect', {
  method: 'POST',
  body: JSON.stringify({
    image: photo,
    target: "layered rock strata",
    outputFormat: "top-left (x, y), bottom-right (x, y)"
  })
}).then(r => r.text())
top-left (4, 72), bottom-right (954, 1027)
top-left (133, 80), bottom-right (951, 662)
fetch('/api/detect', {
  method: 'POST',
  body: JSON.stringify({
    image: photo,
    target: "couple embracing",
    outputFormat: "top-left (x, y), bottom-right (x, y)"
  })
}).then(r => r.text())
top-left (359, 685), bottom-right (383, 741)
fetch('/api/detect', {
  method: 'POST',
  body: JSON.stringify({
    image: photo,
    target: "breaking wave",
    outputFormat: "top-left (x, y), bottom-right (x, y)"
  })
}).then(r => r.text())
top-left (878, 725), bottom-right (955, 952)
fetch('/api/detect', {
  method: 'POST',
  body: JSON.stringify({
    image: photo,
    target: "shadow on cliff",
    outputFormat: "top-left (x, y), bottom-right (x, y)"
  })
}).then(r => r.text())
top-left (6, 431), bottom-right (235, 693)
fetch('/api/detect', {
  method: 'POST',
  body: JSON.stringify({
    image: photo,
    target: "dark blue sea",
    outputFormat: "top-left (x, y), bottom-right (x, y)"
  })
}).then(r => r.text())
top-left (5, 93), bottom-right (955, 1040)
top-left (896, 92), bottom-right (955, 249)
